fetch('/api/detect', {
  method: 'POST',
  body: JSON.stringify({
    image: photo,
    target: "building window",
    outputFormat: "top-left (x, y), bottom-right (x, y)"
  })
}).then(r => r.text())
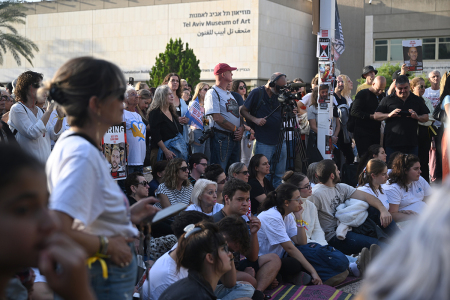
top-left (374, 37), bottom-right (450, 62)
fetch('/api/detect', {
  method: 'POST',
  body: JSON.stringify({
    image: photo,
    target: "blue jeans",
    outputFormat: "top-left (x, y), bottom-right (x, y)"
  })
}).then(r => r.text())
top-left (215, 282), bottom-right (255, 300)
top-left (385, 145), bottom-right (418, 161)
top-left (191, 128), bottom-right (206, 154)
top-left (128, 165), bottom-right (143, 174)
top-left (210, 131), bottom-right (240, 172)
top-left (328, 232), bottom-right (387, 256)
top-left (254, 140), bottom-right (287, 188)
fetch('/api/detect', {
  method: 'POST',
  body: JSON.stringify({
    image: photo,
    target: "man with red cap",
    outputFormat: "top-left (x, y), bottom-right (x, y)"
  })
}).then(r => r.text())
top-left (205, 63), bottom-right (244, 171)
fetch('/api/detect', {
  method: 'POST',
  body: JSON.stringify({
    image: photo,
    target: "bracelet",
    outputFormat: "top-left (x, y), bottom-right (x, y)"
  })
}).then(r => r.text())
top-left (233, 125), bottom-right (237, 132)
top-left (57, 117), bottom-right (64, 120)
top-left (98, 236), bottom-right (109, 256)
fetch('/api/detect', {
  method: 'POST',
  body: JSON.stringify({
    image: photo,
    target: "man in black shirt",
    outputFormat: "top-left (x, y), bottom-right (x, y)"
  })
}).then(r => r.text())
top-left (351, 76), bottom-right (386, 157)
top-left (375, 75), bottom-right (429, 159)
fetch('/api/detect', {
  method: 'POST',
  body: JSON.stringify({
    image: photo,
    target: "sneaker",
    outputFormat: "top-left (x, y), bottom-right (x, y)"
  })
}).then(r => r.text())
top-left (287, 271), bottom-right (312, 286)
top-left (369, 244), bottom-right (381, 261)
top-left (356, 247), bottom-right (370, 276)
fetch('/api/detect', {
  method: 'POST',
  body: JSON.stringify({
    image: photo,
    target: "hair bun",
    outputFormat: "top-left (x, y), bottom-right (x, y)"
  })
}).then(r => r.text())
top-left (49, 83), bottom-right (65, 104)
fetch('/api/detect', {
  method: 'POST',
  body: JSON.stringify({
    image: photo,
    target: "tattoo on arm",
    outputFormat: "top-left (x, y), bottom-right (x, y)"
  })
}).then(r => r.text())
top-left (221, 119), bottom-right (229, 125)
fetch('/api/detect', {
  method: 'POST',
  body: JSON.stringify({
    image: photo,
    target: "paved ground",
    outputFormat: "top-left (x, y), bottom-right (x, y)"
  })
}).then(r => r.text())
top-left (339, 280), bottom-right (362, 295)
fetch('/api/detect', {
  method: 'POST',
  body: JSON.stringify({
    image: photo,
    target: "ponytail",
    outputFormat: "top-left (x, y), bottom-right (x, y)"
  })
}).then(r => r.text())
top-left (258, 183), bottom-right (298, 215)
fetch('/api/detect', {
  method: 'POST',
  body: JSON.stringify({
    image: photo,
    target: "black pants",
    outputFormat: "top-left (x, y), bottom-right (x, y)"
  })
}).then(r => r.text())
top-left (334, 128), bottom-right (355, 168)
top-left (354, 131), bottom-right (380, 158)
top-left (279, 257), bottom-right (305, 278)
top-left (434, 126), bottom-right (444, 182)
top-left (418, 125), bottom-right (431, 182)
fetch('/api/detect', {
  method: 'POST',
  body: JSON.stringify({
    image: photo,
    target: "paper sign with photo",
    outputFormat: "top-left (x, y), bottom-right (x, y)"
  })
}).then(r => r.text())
top-left (103, 122), bottom-right (128, 180)
top-left (402, 40), bottom-right (423, 71)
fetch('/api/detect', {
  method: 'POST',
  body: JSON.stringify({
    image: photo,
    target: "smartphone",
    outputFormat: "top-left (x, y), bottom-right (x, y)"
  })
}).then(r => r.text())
top-left (151, 203), bottom-right (188, 224)
top-left (129, 77), bottom-right (134, 86)
top-left (398, 110), bottom-right (411, 117)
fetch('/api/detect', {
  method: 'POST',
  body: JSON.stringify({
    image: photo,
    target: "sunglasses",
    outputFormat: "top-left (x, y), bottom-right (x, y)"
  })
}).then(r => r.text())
top-left (138, 181), bottom-right (149, 186)
top-left (218, 178), bottom-right (227, 184)
top-left (0, 95), bottom-right (10, 101)
top-left (179, 166), bottom-right (189, 172)
top-left (236, 171), bottom-right (249, 175)
top-left (202, 88), bottom-right (209, 91)
top-left (222, 244), bottom-right (230, 253)
top-left (299, 183), bottom-right (312, 190)
top-left (198, 163), bottom-right (208, 167)
top-left (239, 86), bottom-right (246, 90)
top-left (419, 85), bottom-right (425, 89)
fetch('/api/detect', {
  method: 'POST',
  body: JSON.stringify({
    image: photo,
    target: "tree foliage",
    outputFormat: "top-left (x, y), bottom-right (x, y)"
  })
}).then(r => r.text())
top-left (356, 62), bottom-right (431, 89)
top-left (0, 1), bottom-right (39, 66)
top-left (147, 38), bottom-right (201, 88)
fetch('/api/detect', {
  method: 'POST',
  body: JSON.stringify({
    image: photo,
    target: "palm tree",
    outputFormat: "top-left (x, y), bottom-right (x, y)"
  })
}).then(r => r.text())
top-left (0, 1), bottom-right (39, 66)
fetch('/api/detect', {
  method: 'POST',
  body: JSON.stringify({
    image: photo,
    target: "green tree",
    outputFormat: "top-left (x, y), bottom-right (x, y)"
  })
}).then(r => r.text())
top-left (356, 62), bottom-right (431, 90)
top-left (0, 1), bottom-right (39, 66)
top-left (147, 38), bottom-right (201, 88)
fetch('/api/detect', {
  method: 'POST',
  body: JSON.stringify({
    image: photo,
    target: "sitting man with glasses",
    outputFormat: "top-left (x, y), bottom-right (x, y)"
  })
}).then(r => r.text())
top-left (124, 172), bottom-right (149, 206)
top-left (374, 75), bottom-right (429, 158)
top-left (214, 179), bottom-right (282, 298)
top-left (188, 153), bottom-right (208, 185)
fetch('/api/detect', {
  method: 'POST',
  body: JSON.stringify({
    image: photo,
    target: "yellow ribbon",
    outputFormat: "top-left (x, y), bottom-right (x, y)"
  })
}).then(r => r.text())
top-left (87, 254), bottom-right (110, 279)
top-left (429, 126), bottom-right (437, 136)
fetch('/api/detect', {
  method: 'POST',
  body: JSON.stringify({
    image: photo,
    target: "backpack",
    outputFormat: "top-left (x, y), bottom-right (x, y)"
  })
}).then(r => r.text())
top-left (347, 102), bottom-right (356, 133)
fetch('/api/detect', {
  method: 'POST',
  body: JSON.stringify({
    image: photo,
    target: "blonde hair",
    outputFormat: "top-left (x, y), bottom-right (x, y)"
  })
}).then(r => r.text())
top-left (191, 179), bottom-right (217, 206)
top-left (192, 82), bottom-right (209, 103)
top-left (149, 85), bottom-right (177, 118)
top-left (135, 82), bottom-right (149, 90)
top-left (340, 74), bottom-right (352, 99)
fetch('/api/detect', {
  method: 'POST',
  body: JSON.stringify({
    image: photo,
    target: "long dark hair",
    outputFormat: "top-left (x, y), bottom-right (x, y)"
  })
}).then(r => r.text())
top-left (357, 144), bottom-right (383, 177)
top-left (358, 159), bottom-right (387, 195)
top-left (231, 80), bottom-right (247, 99)
top-left (163, 73), bottom-right (182, 98)
top-left (249, 154), bottom-right (265, 179)
top-left (258, 183), bottom-right (298, 215)
top-left (388, 153), bottom-right (420, 192)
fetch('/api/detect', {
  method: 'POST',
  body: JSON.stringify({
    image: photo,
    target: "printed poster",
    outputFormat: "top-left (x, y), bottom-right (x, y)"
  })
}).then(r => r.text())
top-left (402, 40), bottom-right (423, 71)
top-left (103, 122), bottom-right (128, 180)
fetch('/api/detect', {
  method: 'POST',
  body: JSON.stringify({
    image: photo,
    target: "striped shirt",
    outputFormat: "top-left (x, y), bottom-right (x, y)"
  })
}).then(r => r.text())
top-left (154, 183), bottom-right (193, 209)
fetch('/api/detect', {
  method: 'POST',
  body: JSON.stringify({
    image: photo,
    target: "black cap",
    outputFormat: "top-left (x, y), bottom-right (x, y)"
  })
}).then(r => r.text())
top-left (361, 66), bottom-right (378, 78)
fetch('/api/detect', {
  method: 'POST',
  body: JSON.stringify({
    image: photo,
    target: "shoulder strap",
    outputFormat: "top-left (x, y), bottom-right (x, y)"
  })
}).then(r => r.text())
top-left (253, 86), bottom-right (266, 112)
top-left (212, 87), bottom-right (221, 103)
top-left (12, 103), bottom-right (30, 136)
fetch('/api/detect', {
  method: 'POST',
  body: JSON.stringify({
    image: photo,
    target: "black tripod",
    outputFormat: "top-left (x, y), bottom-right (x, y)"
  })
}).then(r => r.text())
top-left (270, 103), bottom-right (308, 183)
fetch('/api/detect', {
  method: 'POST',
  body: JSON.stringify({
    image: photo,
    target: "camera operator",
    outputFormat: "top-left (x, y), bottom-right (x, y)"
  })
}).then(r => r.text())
top-left (374, 75), bottom-right (429, 158)
top-left (205, 63), bottom-right (244, 171)
top-left (241, 72), bottom-right (297, 188)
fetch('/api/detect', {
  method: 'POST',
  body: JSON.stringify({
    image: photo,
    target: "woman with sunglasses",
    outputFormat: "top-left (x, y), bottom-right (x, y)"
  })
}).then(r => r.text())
top-left (125, 172), bottom-right (150, 206)
top-left (204, 164), bottom-right (227, 204)
top-left (228, 162), bottom-right (250, 183)
top-left (256, 183), bottom-right (323, 285)
top-left (190, 82), bottom-right (210, 155)
top-left (43, 57), bottom-right (159, 299)
top-left (411, 77), bottom-right (434, 183)
top-left (186, 179), bottom-right (224, 216)
top-left (248, 154), bottom-right (274, 215)
top-left (159, 221), bottom-right (238, 300)
top-left (155, 158), bottom-right (193, 209)
top-left (8, 71), bottom-right (64, 163)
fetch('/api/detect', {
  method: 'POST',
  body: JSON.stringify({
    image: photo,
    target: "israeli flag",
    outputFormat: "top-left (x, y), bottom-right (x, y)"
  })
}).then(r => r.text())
top-left (185, 99), bottom-right (204, 131)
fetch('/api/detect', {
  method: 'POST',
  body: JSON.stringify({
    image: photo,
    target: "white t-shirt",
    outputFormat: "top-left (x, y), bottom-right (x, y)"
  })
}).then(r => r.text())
top-left (8, 103), bottom-right (62, 163)
top-left (144, 247), bottom-right (188, 300)
top-left (384, 176), bottom-right (432, 214)
top-left (205, 86), bottom-right (240, 132)
top-left (358, 184), bottom-right (390, 210)
top-left (123, 110), bottom-right (146, 166)
top-left (300, 93), bottom-right (312, 107)
top-left (423, 87), bottom-right (440, 108)
top-left (47, 131), bottom-right (138, 237)
top-left (185, 203), bottom-right (224, 216)
top-left (48, 110), bottom-right (70, 147)
top-left (257, 207), bottom-right (297, 258)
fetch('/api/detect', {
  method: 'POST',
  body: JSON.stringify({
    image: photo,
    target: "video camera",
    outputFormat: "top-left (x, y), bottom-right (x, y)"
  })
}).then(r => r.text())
top-left (277, 82), bottom-right (311, 118)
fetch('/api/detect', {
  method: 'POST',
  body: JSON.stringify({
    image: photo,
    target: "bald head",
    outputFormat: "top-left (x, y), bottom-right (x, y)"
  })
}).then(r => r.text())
top-left (370, 76), bottom-right (386, 96)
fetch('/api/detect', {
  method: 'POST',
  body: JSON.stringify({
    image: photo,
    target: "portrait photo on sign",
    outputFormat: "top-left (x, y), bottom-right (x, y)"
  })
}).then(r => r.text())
top-left (319, 62), bottom-right (334, 83)
top-left (103, 123), bottom-right (128, 180)
top-left (402, 40), bottom-right (423, 71)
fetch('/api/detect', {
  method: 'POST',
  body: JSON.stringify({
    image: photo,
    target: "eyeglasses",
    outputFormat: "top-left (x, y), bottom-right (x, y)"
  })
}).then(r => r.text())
top-left (217, 178), bottom-right (227, 184)
top-left (299, 183), bottom-right (312, 190)
top-left (138, 181), bottom-right (149, 186)
top-left (239, 86), bottom-right (246, 90)
top-left (288, 197), bottom-right (302, 202)
top-left (221, 244), bottom-right (230, 254)
top-left (236, 171), bottom-right (249, 175)
top-left (179, 166), bottom-right (189, 172)
top-left (0, 95), bottom-right (10, 101)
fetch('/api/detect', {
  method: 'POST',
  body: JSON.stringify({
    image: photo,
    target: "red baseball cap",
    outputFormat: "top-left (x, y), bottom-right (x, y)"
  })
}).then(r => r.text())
top-left (213, 63), bottom-right (237, 75)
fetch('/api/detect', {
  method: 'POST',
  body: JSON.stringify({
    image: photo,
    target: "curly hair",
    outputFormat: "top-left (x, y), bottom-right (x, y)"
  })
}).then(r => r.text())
top-left (162, 73), bottom-right (182, 99)
top-left (14, 71), bottom-right (43, 103)
top-left (162, 158), bottom-right (190, 190)
top-left (222, 178), bottom-right (251, 202)
top-left (218, 215), bottom-right (250, 254)
top-left (388, 153), bottom-right (420, 192)
top-left (204, 164), bottom-right (225, 182)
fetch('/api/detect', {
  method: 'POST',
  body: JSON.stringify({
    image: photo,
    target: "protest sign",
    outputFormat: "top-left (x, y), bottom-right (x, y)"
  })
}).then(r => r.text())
top-left (103, 122), bottom-right (128, 180)
top-left (403, 40), bottom-right (423, 71)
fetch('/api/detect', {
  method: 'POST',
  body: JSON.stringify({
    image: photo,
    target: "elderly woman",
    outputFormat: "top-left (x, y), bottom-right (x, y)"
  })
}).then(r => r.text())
top-left (411, 77), bottom-right (434, 182)
top-left (190, 82), bottom-right (210, 155)
top-left (186, 179), bottom-right (223, 216)
top-left (148, 85), bottom-right (186, 166)
top-left (124, 86), bottom-right (146, 173)
top-left (8, 71), bottom-right (64, 163)
top-left (44, 57), bottom-right (158, 299)
top-left (228, 162), bottom-right (250, 183)
top-left (135, 82), bottom-right (150, 91)
top-left (162, 73), bottom-right (189, 144)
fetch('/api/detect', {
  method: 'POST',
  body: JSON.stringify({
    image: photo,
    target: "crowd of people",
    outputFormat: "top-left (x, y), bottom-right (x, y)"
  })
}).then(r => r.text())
top-left (1, 55), bottom-right (450, 300)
